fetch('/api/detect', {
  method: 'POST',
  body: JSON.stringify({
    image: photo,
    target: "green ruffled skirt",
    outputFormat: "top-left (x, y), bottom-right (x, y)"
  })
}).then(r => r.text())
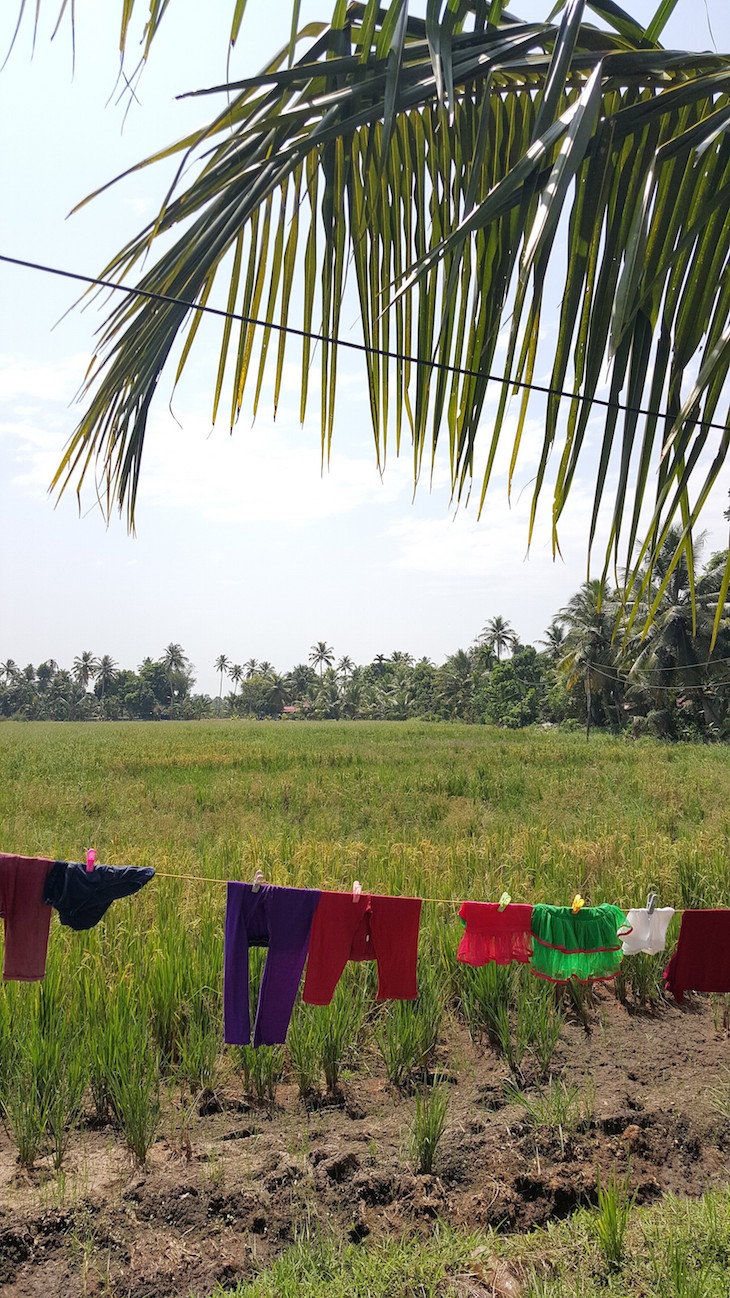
top-left (530, 903), bottom-right (629, 983)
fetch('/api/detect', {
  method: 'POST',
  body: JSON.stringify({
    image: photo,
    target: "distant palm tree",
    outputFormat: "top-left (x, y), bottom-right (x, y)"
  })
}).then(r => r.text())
top-left (96, 655), bottom-right (118, 714)
top-left (288, 663), bottom-right (315, 700)
top-left (214, 654), bottom-right (230, 707)
top-left (390, 650), bottom-right (414, 668)
top-left (337, 655), bottom-right (355, 681)
top-left (73, 650), bottom-right (99, 691)
top-left (438, 649), bottom-right (474, 721)
top-left (161, 643), bottom-right (188, 716)
top-left (539, 620), bottom-right (567, 661)
top-left (258, 661), bottom-right (274, 680)
top-left (309, 641), bottom-right (334, 678)
top-left (559, 582), bottom-right (620, 740)
top-left (244, 658), bottom-right (258, 679)
top-left (629, 529), bottom-right (727, 731)
top-left (480, 616), bottom-right (515, 661)
top-left (1, 660), bottom-right (18, 683)
top-left (36, 661), bottom-right (55, 693)
top-left (229, 663), bottom-right (243, 697)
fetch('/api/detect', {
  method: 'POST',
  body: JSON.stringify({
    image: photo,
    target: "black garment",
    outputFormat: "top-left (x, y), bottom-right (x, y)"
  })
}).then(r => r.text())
top-left (43, 861), bottom-right (155, 930)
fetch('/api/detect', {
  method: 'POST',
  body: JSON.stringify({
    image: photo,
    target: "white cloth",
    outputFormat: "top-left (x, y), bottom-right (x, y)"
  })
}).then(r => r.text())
top-left (621, 907), bottom-right (675, 956)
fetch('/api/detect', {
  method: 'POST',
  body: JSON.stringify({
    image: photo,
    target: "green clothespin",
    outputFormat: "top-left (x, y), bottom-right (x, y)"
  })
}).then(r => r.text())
top-left (498, 891), bottom-right (511, 912)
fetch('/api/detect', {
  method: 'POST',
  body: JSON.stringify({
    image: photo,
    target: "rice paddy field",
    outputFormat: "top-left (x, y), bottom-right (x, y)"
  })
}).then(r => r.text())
top-left (1, 720), bottom-right (730, 1297)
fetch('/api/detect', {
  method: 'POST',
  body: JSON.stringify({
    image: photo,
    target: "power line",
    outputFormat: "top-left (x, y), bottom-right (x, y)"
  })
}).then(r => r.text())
top-left (2, 252), bottom-right (730, 436)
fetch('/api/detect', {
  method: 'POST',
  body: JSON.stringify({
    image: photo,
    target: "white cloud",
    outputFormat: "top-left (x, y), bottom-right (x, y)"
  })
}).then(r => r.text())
top-left (0, 354), bottom-right (87, 403)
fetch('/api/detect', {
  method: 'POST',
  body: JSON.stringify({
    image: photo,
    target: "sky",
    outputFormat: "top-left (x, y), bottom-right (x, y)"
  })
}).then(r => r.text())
top-left (1, 0), bottom-right (729, 695)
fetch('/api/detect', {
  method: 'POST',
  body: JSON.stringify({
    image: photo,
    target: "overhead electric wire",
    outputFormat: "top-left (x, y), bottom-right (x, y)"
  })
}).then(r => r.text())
top-left (2, 252), bottom-right (730, 436)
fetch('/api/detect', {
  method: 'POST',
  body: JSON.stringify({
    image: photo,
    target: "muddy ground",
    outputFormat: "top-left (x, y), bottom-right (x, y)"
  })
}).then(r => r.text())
top-left (1, 990), bottom-right (729, 1297)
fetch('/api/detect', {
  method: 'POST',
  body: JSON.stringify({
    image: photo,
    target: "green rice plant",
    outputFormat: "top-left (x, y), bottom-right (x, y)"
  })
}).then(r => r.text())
top-left (1, 1054), bottom-right (50, 1170)
top-left (316, 979), bottom-right (364, 1096)
top-left (101, 982), bottom-right (162, 1164)
top-left (494, 1000), bottom-right (528, 1078)
top-left (236, 1045), bottom-right (285, 1107)
top-left (708, 1069), bottom-right (730, 1120)
top-left (176, 1002), bottom-right (220, 1097)
top-left (563, 979), bottom-right (594, 1028)
top-left (409, 1078), bottom-right (449, 1175)
top-left (460, 963), bottom-right (514, 1047)
top-left (521, 981), bottom-right (564, 1080)
top-left (506, 1078), bottom-right (594, 1154)
top-left (375, 968), bottom-right (445, 1088)
top-left (109, 1041), bottom-right (162, 1166)
top-left (593, 1164), bottom-right (635, 1272)
top-left (287, 1002), bottom-right (321, 1098)
top-left (662, 1240), bottom-right (709, 1297)
top-left (622, 953), bottom-right (665, 1008)
top-left (45, 1042), bottom-right (88, 1171)
top-left (710, 994), bottom-right (730, 1036)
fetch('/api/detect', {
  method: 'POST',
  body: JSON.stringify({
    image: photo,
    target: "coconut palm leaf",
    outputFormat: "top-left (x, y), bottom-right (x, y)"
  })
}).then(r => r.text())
top-left (40, 2), bottom-right (730, 642)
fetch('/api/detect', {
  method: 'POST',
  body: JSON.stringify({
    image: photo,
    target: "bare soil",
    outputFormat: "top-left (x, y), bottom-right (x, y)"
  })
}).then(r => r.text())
top-left (2, 990), bottom-right (730, 1297)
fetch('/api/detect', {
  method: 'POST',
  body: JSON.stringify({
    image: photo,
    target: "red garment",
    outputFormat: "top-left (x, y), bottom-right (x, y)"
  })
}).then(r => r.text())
top-left (0, 853), bottom-right (54, 981)
top-left (458, 902), bottom-right (533, 967)
top-left (302, 891), bottom-right (422, 1005)
top-left (664, 909), bottom-right (730, 1004)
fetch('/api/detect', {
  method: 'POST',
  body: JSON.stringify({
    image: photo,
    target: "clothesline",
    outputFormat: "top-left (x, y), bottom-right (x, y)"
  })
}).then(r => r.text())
top-left (151, 868), bottom-right (462, 905)
top-left (149, 869), bottom-right (691, 912)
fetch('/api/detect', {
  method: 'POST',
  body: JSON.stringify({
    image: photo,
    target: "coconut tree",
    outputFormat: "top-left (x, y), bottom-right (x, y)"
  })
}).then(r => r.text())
top-left (161, 642), bottom-right (189, 717)
top-left (13, 4), bottom-right (730, 640)
top-left (480, 616), bottom-right (515, 661)
top-left (309, 642), bottom-right (335, 678)
top-left (229, 662), bottom-right (243, 697)
top-left (539, 620), bottom-right (567, 662)
top-left (95, 655), bottom-right (118, 715)
top-left (559, 581), bottom-right (623, 739)
top-left (214, 654), bottom-right (230, 709)
top-left (337, 655), bottom-right (355, 681)
top-left (244, 658), bottom-right (259, 679)
top-left (629, 529), bottom-right (730, 731)
top-left (73, 650), bottom-right (99, 692)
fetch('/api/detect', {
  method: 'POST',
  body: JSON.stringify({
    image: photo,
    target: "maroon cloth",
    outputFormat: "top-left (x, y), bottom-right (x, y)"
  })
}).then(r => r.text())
top-left (458, 901), bottom-right (533, 967)
top-left (302, 890), bottom-right (422, 1005)
top-left (663, 909), bottom-right (730, 1004)
top-left (0, 853), bottom-right (54, 981)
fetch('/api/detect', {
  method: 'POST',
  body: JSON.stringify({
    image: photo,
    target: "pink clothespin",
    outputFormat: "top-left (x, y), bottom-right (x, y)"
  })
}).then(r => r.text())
top-left (352, 880), bottom-right (362, 904)
top-left (252, 869), bottom-right (264, 893)
top-left (86, 848), bottom-right (96, 874)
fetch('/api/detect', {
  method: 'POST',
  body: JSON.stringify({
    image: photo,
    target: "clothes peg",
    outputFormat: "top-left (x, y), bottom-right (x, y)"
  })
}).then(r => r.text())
top-left (86, 849), bottom-right (95, 874)
top-left (252, 869), bottom-right (264, 893)
top-left (646, 892), bottom-right (657, 916)
top-left (352, 880), bottom-right (362, 903)
top-left (498, 891), bottom-right (511, 912)
top-left (571, 893), bottom-right (585, 914)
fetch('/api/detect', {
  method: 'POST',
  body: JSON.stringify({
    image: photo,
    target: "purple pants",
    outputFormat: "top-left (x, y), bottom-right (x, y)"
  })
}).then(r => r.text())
top-left (224, 882), bottom-right (321, 1047)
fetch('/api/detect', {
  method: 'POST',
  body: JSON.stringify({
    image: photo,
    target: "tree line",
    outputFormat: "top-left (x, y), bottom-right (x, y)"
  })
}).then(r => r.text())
top-left (3, 536), bottom-right (729, 740)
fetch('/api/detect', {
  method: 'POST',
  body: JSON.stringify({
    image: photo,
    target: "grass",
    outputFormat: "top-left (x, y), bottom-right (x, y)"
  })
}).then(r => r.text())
top-left (206, 1190), bottom-right (730, 1297)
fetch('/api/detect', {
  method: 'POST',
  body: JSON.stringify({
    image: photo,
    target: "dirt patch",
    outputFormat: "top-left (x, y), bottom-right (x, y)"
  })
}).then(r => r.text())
top-left (1, 990), bottom-right (730, 1296)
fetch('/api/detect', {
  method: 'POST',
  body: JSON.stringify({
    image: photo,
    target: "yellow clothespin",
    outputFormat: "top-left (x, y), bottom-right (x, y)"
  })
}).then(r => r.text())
top-left (572, 893), bottom-right (585, 914)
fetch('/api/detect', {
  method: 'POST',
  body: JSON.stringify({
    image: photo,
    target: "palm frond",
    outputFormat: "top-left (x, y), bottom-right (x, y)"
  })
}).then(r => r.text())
top-left (46, 2), bottom-right (730, 641)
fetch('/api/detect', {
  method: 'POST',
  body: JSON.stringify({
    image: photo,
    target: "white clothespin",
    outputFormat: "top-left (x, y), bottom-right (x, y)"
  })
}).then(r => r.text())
top-left (252, 869), bottom-right (264, 893)
top-left (646, 892), bottom-right (657, 916)
top-left (352, 880), bottom-right (362, 904)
